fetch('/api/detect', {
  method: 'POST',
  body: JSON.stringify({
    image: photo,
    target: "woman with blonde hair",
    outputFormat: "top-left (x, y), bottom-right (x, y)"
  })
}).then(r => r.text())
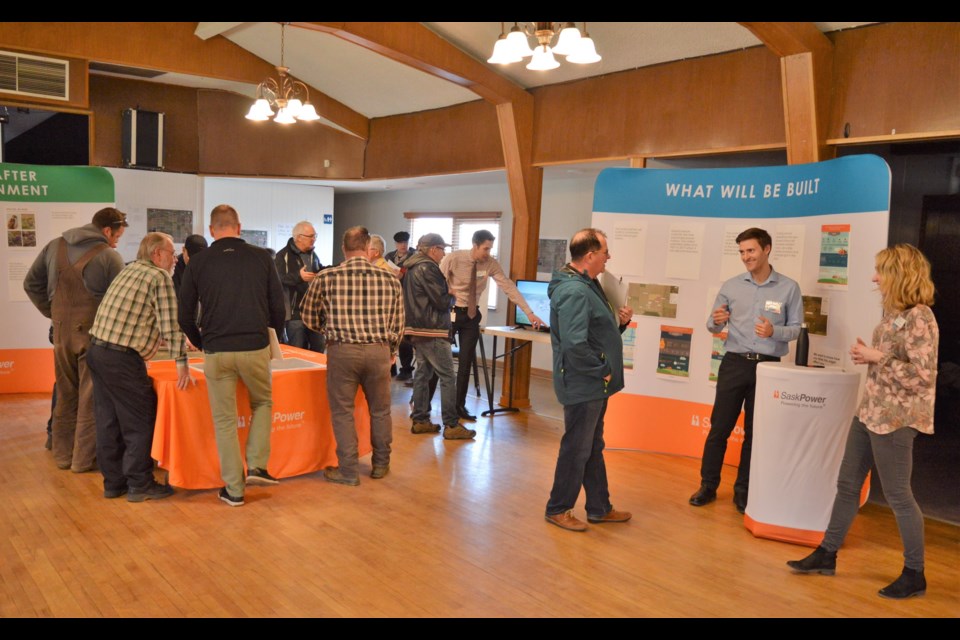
top-left (787, 244), bottom-right (938, 599)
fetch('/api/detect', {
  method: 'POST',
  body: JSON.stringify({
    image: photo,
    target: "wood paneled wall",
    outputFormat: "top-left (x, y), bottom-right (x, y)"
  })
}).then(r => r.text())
top-left (90, 75), bottom-right (199, 172)
top-left (828, 22), bottom-right (960, 141)
top-left (197, 90), bottom-right (365, 179)
top-left (87, 75), bottom-right (365, 178)
top-left (532, 46), bottom-right (787, 163)
top-left (365, 99), bottom-right (504, 179)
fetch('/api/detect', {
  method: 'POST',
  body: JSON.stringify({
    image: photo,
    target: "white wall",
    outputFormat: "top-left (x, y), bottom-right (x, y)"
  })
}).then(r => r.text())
top-left (203, 178), bottom-right (335, 265)
top-left (107, 167), bottom-right (202, 262)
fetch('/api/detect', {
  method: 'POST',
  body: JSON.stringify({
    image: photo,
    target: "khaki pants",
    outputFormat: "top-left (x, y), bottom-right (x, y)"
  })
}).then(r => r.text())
top-left (203, 346), bottom-right (273, 497)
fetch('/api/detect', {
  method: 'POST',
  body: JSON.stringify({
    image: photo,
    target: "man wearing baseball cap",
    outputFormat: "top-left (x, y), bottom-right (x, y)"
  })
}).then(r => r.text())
top-left (24, 207), bottom-right (128, 472)
top-left (401, 233), bottom-right (475, 440)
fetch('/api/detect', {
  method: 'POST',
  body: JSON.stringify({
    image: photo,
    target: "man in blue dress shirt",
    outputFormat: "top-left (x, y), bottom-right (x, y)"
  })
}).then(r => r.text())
top-left (689, 227), bottom-right (802, 514)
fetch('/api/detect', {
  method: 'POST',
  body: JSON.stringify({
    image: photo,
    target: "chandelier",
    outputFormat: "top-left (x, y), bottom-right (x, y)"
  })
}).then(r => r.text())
top-left (487, 22), bottom-right (601, 71)
top-left (245, 23), bottom-right (320, 124)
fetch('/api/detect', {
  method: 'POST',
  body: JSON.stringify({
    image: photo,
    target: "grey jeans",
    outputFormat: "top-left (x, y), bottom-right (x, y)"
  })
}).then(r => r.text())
top-left (821, 417), bottom-right (924, 570)
top-left (325, 342), bottom-right (394, 479)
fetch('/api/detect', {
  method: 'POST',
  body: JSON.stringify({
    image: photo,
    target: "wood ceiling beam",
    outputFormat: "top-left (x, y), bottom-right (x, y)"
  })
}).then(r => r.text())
top-left (739, 22), bottom-right (835, 164)
top-left (0, 22), bottom-right (369, 140)
top-left (294, 22), bottom-right (530, 106)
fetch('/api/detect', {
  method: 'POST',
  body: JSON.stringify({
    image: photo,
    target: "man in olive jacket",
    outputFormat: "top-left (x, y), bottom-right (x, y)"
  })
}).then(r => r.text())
top-left (544, 228), bottom-right (634, 532)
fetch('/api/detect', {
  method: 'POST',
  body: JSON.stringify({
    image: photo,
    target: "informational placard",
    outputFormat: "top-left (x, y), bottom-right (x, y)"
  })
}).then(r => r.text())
top-left (591, 156), bottom-right (891, 458)
top-left (1, 163), bottom-right (116, 393)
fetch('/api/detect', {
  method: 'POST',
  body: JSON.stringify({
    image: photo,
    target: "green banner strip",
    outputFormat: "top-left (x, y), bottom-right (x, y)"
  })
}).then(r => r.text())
top-left (0, 163), bottom-right (115, 202)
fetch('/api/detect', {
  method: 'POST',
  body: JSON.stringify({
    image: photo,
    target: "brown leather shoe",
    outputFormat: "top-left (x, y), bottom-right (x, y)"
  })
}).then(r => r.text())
top-left (545, 510), bottom-right (588, 532)
top-left (587, 508), bottom-right (632, 524)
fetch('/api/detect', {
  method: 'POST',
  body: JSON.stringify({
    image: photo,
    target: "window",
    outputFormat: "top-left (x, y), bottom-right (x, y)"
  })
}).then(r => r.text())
top-left (406, 212), bottom-right (502, 309)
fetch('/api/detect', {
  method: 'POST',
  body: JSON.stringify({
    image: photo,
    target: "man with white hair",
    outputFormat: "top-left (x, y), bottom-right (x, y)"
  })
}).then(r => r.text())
top-left (368, 234), bottom-right (400, 275)
top-left (87, 232), bottom-right (193, 502)
top-left (276, 220), bottom-right (326, 352)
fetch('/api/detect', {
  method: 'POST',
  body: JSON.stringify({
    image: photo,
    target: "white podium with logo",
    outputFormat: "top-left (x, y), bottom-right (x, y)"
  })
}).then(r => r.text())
top-left (745, 362), bottom-right (865, 546)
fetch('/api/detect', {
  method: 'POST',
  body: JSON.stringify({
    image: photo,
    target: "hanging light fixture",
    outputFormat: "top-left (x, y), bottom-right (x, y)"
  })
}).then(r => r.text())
top-left (245, 23), bottom-right (320, 124)
top-left (487, 22), bottom-right (601, 71)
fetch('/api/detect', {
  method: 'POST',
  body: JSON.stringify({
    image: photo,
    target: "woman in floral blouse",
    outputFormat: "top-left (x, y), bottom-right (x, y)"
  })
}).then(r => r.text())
top-left (787, 244), bottom-right (938, 600)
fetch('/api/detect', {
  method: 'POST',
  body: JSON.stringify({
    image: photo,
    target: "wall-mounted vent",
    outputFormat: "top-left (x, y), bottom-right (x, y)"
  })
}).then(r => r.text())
top-left (0, 50), bottom-right (69, 101)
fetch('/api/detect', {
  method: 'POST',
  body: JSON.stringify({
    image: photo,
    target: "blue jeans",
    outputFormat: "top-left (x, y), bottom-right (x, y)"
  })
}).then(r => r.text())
top-left (409, 336), bottom-right (457, 427)
top-left (285, 319), bottom-right (325, 353)
top-left (821, 417), bottom-right (925, 570)
top-left (546, 397), bottom-right (612, 519)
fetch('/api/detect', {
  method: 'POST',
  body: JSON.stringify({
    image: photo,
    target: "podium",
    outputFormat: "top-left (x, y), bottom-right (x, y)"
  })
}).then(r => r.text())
top-left (746, 362), bottom-right (865, 546)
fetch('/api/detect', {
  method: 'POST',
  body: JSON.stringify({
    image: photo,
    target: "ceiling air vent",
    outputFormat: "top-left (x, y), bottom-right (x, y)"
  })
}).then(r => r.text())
top-left (0, 50), bottom-right (69, 101)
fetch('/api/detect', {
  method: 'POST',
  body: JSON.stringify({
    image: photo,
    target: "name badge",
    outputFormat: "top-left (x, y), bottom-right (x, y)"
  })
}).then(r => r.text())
top-left (476, 270), bottom-right (487, 279)
top-left (893, 316), bottom-right (906, 330)
top-left (764, 300), bottom-right (782, 314)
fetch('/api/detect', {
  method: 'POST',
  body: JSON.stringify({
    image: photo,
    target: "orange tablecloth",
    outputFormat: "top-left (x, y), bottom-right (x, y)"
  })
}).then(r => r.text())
top-left (148, 345), bottom-right (371, 489)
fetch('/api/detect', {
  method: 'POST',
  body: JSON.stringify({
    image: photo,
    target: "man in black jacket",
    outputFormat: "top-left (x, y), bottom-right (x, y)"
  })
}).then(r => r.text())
top-left (402, 233), bottom-right (475, 440)
top-left (179, 204), bottom-right (286, 507)
top-left (275, 221), bottom-right (325, 352)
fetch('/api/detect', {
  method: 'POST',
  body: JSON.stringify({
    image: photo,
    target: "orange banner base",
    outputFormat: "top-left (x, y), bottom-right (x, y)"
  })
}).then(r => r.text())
top-left (744, 515), bottom-right (824, 547)
top-left (0, 349), bottom-right (55, 394)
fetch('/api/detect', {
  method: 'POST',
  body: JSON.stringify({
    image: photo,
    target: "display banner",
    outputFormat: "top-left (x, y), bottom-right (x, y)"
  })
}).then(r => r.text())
top-left (0, 163), bottom-right (115, 393)
top-left (591, 155), bottom-right (890, 459)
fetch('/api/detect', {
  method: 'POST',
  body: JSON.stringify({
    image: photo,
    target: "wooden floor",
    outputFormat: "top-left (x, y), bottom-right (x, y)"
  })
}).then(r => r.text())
top-left (1, 378), bottom-right (957, 618)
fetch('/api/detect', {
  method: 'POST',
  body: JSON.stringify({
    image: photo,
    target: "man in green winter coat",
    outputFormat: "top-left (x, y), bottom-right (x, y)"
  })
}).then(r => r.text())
top-left (544, 228), bottom-right (634, 532)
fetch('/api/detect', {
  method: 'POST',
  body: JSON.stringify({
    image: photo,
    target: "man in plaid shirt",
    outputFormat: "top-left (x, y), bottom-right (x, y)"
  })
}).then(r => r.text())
top-left (87, 232), bottom-right (193, 503)
top-left (301, 226), bottom-right (404, 485)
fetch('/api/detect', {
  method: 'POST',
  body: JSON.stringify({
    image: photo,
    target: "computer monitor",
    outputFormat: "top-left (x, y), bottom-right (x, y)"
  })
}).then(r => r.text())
top-left (514, 279), bottom-right (551, 327)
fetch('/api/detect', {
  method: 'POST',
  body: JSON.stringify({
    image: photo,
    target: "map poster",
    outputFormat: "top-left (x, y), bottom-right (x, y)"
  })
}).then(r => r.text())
top-left (626, 282), bottom-right (679, 318)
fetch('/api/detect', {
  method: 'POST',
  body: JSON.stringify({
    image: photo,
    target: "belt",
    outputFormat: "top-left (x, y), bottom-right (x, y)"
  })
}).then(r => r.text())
top-left (453, 306), bottom-right (478, 311)
top-left (730, 351), bottom-right (781, 362)
top-left (326, 340), bottom-right (389, 347)
top-left (90, 337), bottom-right (140, 356)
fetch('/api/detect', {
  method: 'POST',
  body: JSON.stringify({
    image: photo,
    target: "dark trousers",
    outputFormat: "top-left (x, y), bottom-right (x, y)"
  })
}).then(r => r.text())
top-left (392, 337), bottom-right (414, 377)
top-left (285, 318), bottom-right (325, 353)
top-left (699, 352), bottom-right (777, 493)
top-left (546, 398), bottom-right (611, 519)
top-left (452, 307), bottom-right (481, 409)
top-left (86, 343), bottom-right (158, 493)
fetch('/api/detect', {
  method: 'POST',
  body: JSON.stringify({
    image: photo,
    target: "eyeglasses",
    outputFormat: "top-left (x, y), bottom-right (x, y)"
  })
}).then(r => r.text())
top-left (297, 233), bottom-right (317, 240)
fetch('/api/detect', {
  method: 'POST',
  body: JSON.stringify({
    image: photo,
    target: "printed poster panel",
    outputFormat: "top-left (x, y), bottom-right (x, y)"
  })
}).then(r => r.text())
top-left (657, 325), bottom-right (692, 379)
top-left (818, 223), bottom-right (850, 287)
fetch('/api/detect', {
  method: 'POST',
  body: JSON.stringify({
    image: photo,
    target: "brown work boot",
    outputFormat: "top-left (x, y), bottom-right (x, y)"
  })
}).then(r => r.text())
top-left (587, 507), bottom-right (632, 524)
top-left (545, 510), bottom-right (587, 532)
top-left (411, 420), bottom-right (441, 434)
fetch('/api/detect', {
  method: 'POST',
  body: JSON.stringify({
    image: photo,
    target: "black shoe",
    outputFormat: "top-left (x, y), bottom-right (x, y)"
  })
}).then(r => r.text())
top-left (689, 485), bottom-right (717, 507)
top-left (733, 490), bottom-right (747, 514)
top-left (246, 467), bottom-right (279, 486)
top-left (127, 480), bottom-right (174, 503)
top-left (104, 486), bottom-right (128, 499)
top-left (786, 545), bottom-right (837, 575)
top-left (878, 567), bottom-right (926, 599)
top-left (457, 407), bottom-right (477, 421)
top-left (396, 370), bottom-right (412, 381)
top-left (218, 487), bottom-right (244, 507)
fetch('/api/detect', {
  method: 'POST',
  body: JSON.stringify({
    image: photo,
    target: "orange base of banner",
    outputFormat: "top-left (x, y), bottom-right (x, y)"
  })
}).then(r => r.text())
top-left (744, 515), bottom-right (824, 547)
top-left (605, 392), bottom-right (745, 465)
top-left (0, 349), bottom-right (55, 393)
top-left (744, 477), bottom-right (871, 547)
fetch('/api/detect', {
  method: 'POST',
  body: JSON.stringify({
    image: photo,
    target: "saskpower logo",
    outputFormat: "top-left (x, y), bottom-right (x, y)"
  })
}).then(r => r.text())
top-left (775, 389), bottom-right (827, 408)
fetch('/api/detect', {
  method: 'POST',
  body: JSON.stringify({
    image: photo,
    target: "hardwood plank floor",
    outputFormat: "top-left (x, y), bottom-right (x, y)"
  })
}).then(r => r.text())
top-left (0, 380), bottom-right (956, 618)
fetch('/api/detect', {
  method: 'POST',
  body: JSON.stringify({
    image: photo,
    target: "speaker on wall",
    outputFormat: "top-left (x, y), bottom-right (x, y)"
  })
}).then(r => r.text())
top-left (122, 108), bottom-right (164, 170)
